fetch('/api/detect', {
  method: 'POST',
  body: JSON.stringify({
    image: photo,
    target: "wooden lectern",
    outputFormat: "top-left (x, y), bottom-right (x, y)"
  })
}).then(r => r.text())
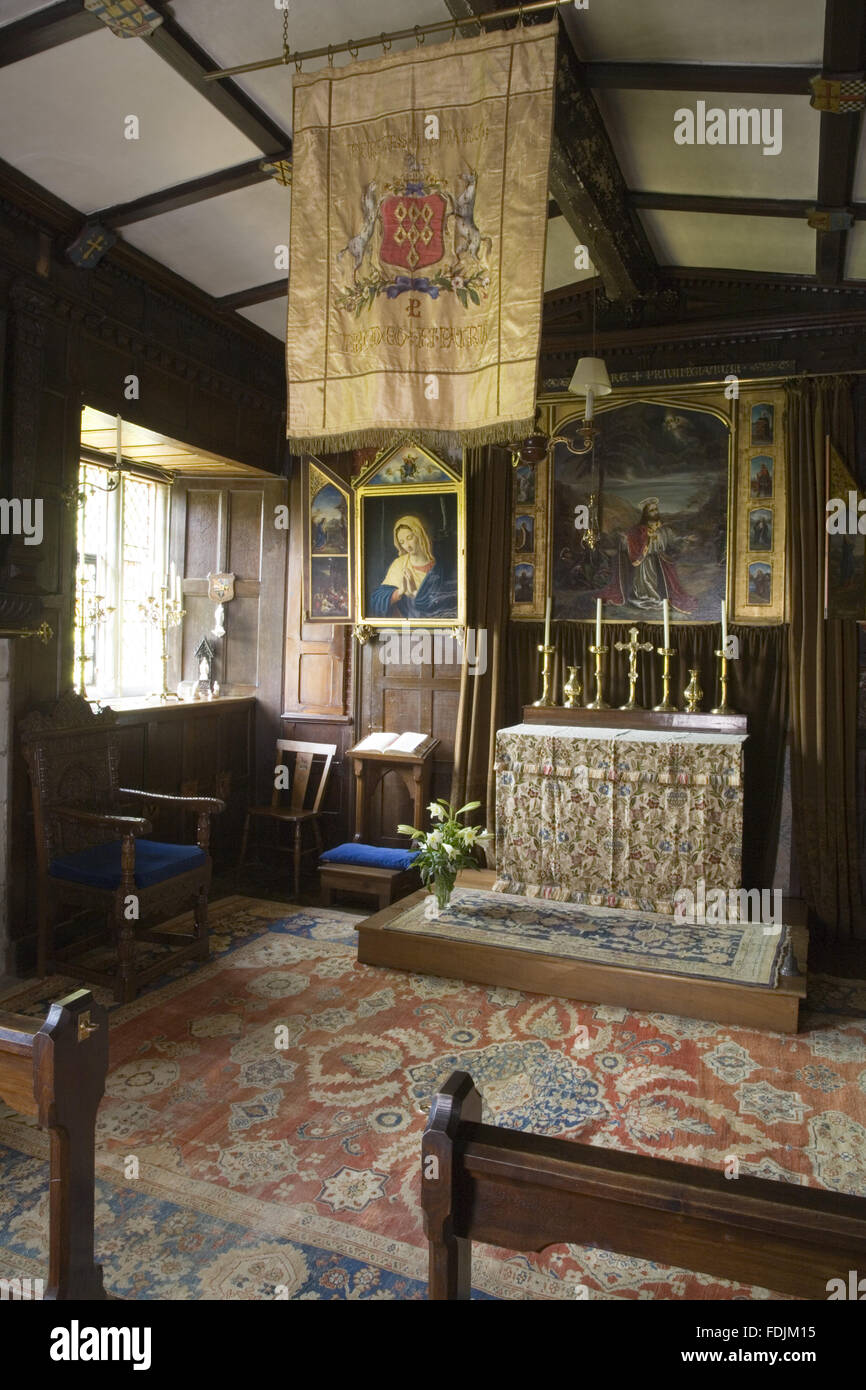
top-left (351, 740), bottom-right (440, 842)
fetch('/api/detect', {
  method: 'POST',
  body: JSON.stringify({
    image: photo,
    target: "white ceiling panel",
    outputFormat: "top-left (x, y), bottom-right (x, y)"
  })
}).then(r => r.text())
top-left (122, 180), bottom-right (290, 297)
top-left (173, 0), bottom-right (451, 138)
top-left (595, 90), bottom-right (820, 199)
top-left (239, 298), bottom-right (288, 341)
top-left (639, 209), bottom-right (817, 275)
top-left (0, 27), bottom-right (260, 212)
top-left (845, 224), bottom-right (866, 282)
top-left (544, 215), bottom-right (596, 291)
top-left (571, 0), bottom-right (824, 65)
top-left (0, 0), bottom-right (56, 23)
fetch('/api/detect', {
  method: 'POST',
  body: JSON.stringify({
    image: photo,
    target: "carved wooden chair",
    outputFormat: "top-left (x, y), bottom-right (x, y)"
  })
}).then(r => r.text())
top-left (20, 692), bottom-right (224, 1004)
top-left (238, 738), bottom-right (336, 898)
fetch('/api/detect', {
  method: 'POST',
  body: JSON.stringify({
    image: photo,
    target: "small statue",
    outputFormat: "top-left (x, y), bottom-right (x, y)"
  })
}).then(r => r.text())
top-left (193, 636), bottom-right (215, 700)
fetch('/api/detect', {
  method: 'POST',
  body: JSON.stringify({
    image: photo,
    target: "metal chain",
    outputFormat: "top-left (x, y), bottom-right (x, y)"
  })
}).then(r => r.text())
top-left (282, 0), bottom-right (289, 64)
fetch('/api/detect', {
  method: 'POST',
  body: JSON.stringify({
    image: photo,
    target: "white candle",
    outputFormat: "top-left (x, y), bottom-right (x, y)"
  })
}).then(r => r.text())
top-left (662, 598), bottom-right (670, 649)
top-left (115, 414), bottom-right (122, 468)
top-left (720, 599), bottom-right (728, 650)
top-left (585, 388), bottom-right (594, 422)
top-left (595, 598), bottom-right (602, 648)
top-left (544, 596), bottom-right (552, 648)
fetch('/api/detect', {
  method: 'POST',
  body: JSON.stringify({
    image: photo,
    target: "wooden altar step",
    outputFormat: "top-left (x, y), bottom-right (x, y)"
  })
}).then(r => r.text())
top-left (355, 871), bottom-right (808, 1034)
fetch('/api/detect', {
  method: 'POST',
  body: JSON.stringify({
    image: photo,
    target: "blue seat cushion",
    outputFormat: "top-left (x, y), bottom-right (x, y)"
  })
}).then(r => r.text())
top-left (319, 842), bottom-right (419, 872)
top-left (49, 839), bottom-right (207, 891)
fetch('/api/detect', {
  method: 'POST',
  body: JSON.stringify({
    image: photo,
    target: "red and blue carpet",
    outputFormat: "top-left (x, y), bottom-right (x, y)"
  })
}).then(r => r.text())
top-left (0, 896), bottom-right (864, 1300)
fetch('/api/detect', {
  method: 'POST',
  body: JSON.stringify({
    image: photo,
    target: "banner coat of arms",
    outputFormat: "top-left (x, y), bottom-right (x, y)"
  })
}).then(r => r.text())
top-left (285, 21), bottom-right (558, 453)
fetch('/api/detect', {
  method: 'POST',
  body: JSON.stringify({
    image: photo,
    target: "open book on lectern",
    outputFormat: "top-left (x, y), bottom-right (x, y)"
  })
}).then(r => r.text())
top-left (351, 731), bottom-right (434, 756)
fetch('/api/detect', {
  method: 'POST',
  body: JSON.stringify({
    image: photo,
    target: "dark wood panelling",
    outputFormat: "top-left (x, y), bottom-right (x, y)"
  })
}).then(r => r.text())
top-left (1, 186), bottom-right (286, 975)
top-left (358, 645), bottom-right (460, 847)
top-left (170, 476), bottom-right (286, 808)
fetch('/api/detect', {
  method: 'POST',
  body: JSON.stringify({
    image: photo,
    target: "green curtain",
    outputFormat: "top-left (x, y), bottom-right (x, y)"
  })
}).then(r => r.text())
top-left (450, 447), bottom-right (511, 832)
top-left (505, 619), bottom-right (789, 893)
top-left (786, 377), bottom-right (864, 939)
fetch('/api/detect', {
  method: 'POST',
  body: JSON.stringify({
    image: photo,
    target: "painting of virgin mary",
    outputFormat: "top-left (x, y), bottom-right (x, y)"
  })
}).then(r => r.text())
top-left (368, 513), bottom-right (458, 619)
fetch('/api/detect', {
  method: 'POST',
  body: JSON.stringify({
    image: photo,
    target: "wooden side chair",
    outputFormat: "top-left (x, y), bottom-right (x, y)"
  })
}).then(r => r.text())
top-left (20, 692), bottom-right (224, 1004)
top-left (238, 739), bottom-right (336, 898)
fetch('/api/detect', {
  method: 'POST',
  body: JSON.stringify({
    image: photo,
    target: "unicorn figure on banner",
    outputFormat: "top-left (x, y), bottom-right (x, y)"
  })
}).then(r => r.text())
top-left (447, 169), bottom-right (492, 263)
top-left (337, 180), bottom-right (379, 281)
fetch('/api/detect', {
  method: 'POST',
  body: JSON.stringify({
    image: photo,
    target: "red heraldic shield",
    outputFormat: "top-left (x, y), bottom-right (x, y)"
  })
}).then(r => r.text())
top-left (380, 193), bottom-right (446, 271)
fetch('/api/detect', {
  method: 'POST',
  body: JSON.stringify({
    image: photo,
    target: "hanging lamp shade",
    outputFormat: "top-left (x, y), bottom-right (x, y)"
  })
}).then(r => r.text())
top-left (567, 357), bottom-right (611, 398)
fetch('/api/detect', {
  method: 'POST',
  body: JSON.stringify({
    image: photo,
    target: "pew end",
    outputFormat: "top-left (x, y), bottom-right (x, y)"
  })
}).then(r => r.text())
top-left (421, 1068), bottom-right (866, 1302)
top-left (0, 988), bottom-right (108, 1300)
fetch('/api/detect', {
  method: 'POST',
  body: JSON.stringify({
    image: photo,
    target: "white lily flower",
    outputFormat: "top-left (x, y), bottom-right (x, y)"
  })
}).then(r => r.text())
top-left (428, 802), bottom-right (445, 821)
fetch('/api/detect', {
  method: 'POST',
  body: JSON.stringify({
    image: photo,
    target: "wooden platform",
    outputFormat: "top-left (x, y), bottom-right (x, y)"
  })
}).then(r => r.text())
top-left (355, 872), bottom-right (808, 1033)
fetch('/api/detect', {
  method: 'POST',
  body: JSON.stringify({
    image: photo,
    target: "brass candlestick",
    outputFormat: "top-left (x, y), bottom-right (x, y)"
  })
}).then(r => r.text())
top-left (139, 582), bottom-right (186, 703)
top-left (586, 644), bottom-right (610, 709)
top-left (74, 569), bottom-right (114, 696)
top-left (531, 643), bottom-right (557, 707)
top-left (710, 648), bottom-right (736, 715)
top-left (614, 625), bottom-right (654, 710)
top-left (653, 646), bottom-right (677, 712)
top-left (563, 665), bottom-right (582, 708)
top-left (683, 668), bottom-right (703, 713)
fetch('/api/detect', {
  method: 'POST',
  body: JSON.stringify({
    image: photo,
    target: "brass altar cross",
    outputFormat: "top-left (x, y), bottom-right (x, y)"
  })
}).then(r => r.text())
top-left (614, 626), bottom-right (654, 710)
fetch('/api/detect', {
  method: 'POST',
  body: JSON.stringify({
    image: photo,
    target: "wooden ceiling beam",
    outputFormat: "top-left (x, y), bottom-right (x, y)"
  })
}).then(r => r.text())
top-left (631, 191), bottom-right (866, 221)
top-left (583, 63), bottom-right (815, 95)
top-left (814, 0), bottom-right (866, 284)
top-left (93, 154), bottom-right (291, 229)
top-left (142, 2), bottom-right (291, 156)
top-left (216, 280), bottom-right (287, 311)
top-left (444, 0), bottom-right (656, 301)
top-left (0, 0), bottom-right (101, 69)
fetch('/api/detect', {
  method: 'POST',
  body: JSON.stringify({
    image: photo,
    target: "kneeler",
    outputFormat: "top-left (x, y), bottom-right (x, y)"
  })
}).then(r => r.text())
top-left (21, 692), bottom-right (224, 1004)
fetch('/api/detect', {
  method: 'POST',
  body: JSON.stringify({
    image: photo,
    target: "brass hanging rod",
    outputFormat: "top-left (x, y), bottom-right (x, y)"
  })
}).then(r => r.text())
top-left (201, 1), bottom-right (568, 82)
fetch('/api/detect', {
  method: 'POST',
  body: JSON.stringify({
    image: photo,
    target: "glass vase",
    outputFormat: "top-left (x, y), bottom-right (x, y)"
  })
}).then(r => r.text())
top-left (432, 871), bottom-right (456, 914)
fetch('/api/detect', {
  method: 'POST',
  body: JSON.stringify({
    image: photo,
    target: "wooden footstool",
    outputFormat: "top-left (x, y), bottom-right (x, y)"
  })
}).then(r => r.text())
top-left (319, 843), bottom-right (420, 910)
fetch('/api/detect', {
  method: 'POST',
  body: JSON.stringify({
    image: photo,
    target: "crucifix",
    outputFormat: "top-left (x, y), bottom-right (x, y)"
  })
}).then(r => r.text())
top-left (614, 626), bottom-right (654, 710)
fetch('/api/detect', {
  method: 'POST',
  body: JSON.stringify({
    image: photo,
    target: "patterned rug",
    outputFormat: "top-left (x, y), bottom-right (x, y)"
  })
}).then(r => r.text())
top-left (0, 894), bottom-right (865, 1301)
top-left (386, 886), bottom-right (791, 987)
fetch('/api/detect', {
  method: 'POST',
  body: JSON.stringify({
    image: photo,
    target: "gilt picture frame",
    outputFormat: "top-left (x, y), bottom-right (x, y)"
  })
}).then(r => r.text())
top-left (548, 397), bottom-right (732, 625)
top-left (303, 456), bottom-right (353, 623)
top-left (352, 439), bottom-right (464, 629)
top-left (734, 387), bottom-right (787, 622)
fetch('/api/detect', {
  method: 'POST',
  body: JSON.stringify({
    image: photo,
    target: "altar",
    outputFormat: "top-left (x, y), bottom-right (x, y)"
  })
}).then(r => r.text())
top-left (493, 720), bottom-right (747, 915)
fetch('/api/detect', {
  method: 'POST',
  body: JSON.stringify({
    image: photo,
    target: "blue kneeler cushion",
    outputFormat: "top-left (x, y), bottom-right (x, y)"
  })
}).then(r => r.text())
top-left (319, 843), bottom-right (420, 872)
top-left (49, 839), bottom-right (207, 891)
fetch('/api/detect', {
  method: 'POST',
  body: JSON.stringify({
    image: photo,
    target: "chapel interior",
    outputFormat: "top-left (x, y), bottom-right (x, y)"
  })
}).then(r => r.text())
top-left (0, 0), bottom-right (864, 1308)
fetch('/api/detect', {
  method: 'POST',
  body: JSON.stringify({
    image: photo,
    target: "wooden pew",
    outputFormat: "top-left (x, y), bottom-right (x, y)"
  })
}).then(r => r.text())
top-left (0, 988), bottom-right (108, 1299)
top-left (421, 1070), bottom-right (866, 1301)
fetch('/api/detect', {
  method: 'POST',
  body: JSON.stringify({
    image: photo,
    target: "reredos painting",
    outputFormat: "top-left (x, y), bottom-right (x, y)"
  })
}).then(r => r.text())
top-left (552, 401), bottom-right (729, 623)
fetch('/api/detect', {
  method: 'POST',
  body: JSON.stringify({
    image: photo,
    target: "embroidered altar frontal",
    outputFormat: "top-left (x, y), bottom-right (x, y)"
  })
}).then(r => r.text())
top-left (286, 22), bottom-right (557, 453)
top-left (494, 724), bottom-right (746, 915)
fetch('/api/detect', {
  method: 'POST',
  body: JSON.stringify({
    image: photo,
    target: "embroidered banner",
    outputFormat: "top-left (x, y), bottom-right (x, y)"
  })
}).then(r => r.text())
top-left (286, 21), bottom-right (557, 453)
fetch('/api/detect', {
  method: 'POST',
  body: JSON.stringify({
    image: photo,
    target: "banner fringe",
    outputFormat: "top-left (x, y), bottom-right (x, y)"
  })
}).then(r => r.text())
top-left (286, 419), bottom-right (536, 456)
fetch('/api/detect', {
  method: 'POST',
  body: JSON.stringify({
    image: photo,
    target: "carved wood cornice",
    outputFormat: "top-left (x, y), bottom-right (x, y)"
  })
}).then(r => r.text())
top-left (6, 268), bottom-right (284, 419)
